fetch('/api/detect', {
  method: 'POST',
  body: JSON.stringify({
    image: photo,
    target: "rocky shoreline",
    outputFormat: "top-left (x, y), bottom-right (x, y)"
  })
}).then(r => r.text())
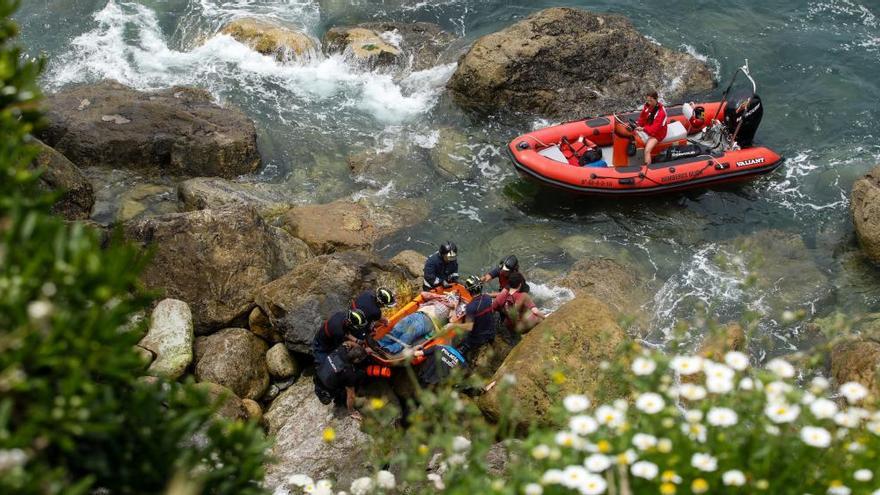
top-left (28, 7), bottom-right (880, 491)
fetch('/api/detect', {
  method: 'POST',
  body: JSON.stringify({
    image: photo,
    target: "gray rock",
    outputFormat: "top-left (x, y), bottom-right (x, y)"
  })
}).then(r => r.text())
top-left (220, 18), bottom-right (318, 62)
top-left (125, 206), bottom-right (300, 332)
top-left (263, 379), bottom-right (371, 492)
top-left (429, 127), bottom-right (474, 180)
top-left (192, 382), bottom-right (248, 422)
top-left (852, 164), bottom-right (880, 264)
top-left (39, 81), bottom-right (260, 178)
top-left (323, 21), bottom-right (455, 71)
top-left (194, 328), bottom-right (270, 400)
top-left (138, 299), bottom-right (194, 380)
top-left (253, 251), bottom-right (409, 354)
top-left (31, 139), bottom-right (94, 220)
top-left (177, 177), bottom-right (299, 216)
top-left (266, 343), bottom-right (299, 380)
top-left (447, 8), bottom-right (715, 119)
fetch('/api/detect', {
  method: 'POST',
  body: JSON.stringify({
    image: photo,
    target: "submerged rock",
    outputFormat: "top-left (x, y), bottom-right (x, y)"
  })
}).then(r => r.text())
top-left (447, 8), bottom-right (715, 119)
top-left (281, 198), bottom-right (428, 254)
top-left (31, 139), bottom-right (94, 220)
top-left (39, 81), bottom-right (260, 178)
top-left (429, 127), bottom-right (474, 179)
top-left (323, 21), bottom-right (455, 71)
top-left (177, 177), bottom-right (300, 217)
top-left (194, 328), bottom-right (270, 401)
top-left (252, 251), bottom-right (408, 354)
top-left (220, 18), bottom-right (318, 62)
top-left (264, 379), bottom-right (370, 492)
top-left (852, 164), bottom-right (880, 264)
top-left (125, 206), bottom-right (300, 332)
top-left (138, 299), bottom-right (194, 380)
top-left (116, 183), bottom-right (176, 223)
top-left (477, 296), bottom-right (627, 428)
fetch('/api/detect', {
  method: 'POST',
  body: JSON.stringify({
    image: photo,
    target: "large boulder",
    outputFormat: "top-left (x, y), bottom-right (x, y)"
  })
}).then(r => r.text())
top-left (138, 299), bottom-right (194, 380)
top-left (555, 256), bottom-right (652, 319)
top-left (31, 139), bottom-right (94, 220)
top-left (125, 206), bottom-right (300, 332)
top-left (252, 251), bottom-right (409, 354)
top-left (323, 21), bottom-right (455, 71)
top-left (477, 296), bottom-right (627, 427)
top-left (266, 343), bottom-right (300, 380)
top-left (447, 8), bottom-right (715, 118)
top-left (220, 18), bottom-right (318, 62)
top-left (831, 338), bottom-right (880, 401)
top-left (264, 379), bottom-right (371, 492)
top-left (852, 164), bottom-right (880, 264)
top-left (192, 382), bottom-right (248, 422)
top-left (39, 81), bottom-right (260, 178)
top-left (194, 328), bottom-right (270, 400)
top-left (280, 198), bottom-right (427, 254)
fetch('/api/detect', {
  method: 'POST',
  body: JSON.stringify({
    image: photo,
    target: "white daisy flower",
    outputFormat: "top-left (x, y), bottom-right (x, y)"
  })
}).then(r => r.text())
top-left (570, 415), bottom-right (599, 436)
top-left (376, 471), bottom-right (395, 490)
top-left (810, 398), bottom-right (838, 420)
top-left (765, 403), bottom-right (800, 423)
top-left (452, 436), bottom-right (471, 452)
top-left (739, 377), bottom-right (755, 390)
top-left (810, 376), bottom-right (830, 394)
top-left (854, 469), bottom-right (873, 482)
top-left (635, 392), bottom-right (665, 414)
top-left (691, 453), bottom-right (718, 472)
top-left (613, 399), bottom-right (629, 412)
top-left (671, 356), bottom-right (704, 375)
top-left (682, 422), bottom-right (707, 443)
top-left (632, 357), bottom-right (657, 376)
top-left (541, 469), bottom-right (564, 485)
top-left (632, 433), bottom-right (658, 451)
top-left (555, 431), bottom-right (576, 448)
top-left (580, 473), bottom-right (607, 495)
top-left (685, 409), bottom-right (703, 423)
top-left (630, 461), bottom-right (659, 480)
top-left (706, 376), bottom-right (734, 394)
top-left (765, 424), bottom-right (780, 436)
top-left (564, 394), bottom-right (591, 413)
top-left (828, 484), bottom-right (852, 495)
top-left (722, 470), bottom-right (746, 486)
top-left (657, 438), bottom-right (673, 453)
top-left (801, 392), bottom-right (817, 405)
top-left (800, 426), bottom-right (831, 448)
top-left (834, 410), bottom-right (861, 428)
top-left (707, 407), bottom-right (738, 427)
top-left (724, 351), bottom-right (749, 371)
top-left (679, 383), bottom-right (707, 401)
top-left (868, 421), bottom-right (880, 435)
top-left (595, 405), bottom-right (625, 428)
top-left (840, 382), bottom-right (869, 404)
top-left (584, 454), bottom-right (611, 473)
top-left (561, 465), bottom-right (589, 490)
top-left (615, 449), bottom-right (638, 465)
top-left (287, 474), bottom-right (314, 487)
top-left (523, 483), bottom-right (543, 495)
top-left (349, 477), bottom-right (373, 495)
top-left (765, 381), bottom-right (793, 403)
top-left (766, 358), bottom-right (795, 378)
top-left (704, 362), bottom-right (735, 381)
top-left (531, 444), bottom-right (551, 459)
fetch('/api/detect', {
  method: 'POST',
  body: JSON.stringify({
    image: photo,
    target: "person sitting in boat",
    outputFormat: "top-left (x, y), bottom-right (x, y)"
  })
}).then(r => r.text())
top-left (311, 308), bottom-right (370, 405)
top-left (423, 241), bottom-right (460, 290)
top-left (446, 275), bottom-right (497, 360)
top-left (492, 272), bottom-right (545, 334)
top-left (375, 291), bottom-right (464, 355)
top-left (352, 287), bottom-right (396, 328)
top-left (315, 340), bottom-right (368, 419)
top-left (635, 90), bottom-right (668, 166)
top-left (481, 254), bottom-right (529, 294)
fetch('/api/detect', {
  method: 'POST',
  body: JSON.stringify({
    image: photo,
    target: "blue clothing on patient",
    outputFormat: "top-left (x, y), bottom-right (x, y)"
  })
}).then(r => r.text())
top-left (378, 312), bottom-right (434, 354)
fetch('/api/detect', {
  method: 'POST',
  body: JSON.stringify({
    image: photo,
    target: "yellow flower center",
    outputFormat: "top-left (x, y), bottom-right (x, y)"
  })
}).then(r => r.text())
top-left (692, 478), bottom-right (709, 493)
top-left (660, 482), bottom-right (676, 495)
top-left (597, 440), bottom-right (611, 453)
top-left (322, 427), bottom-right (336, 443)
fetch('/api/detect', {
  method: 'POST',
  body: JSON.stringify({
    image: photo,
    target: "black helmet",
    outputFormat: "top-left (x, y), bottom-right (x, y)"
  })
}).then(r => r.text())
top-left (463, 275), bottom-right (482, 295)
top-left (346, 309), bottom-right (368, 331)
top-left (439, 241), bottom-right (458, 260)
top-left (500, 255), bottom-right (519, 272)
top-left (376, 287), bottom-right (396, 307)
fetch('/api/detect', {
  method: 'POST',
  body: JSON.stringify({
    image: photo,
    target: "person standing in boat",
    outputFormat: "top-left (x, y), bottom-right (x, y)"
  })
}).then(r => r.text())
top-left (635, 90), bottom-right (668, 166)
top-left (423, 241), bottom-right (460, 290)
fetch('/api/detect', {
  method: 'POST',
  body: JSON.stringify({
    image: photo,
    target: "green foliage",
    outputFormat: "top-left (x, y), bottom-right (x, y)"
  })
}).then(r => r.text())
top-left (0, 1), bottom-right (269, 493)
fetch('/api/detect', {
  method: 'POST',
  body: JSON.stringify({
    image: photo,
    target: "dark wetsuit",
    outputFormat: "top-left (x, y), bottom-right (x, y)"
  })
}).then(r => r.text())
top-left (459, 294), bottom-right (496, 357)
top-left (352, 291), bottom-right (382, 324)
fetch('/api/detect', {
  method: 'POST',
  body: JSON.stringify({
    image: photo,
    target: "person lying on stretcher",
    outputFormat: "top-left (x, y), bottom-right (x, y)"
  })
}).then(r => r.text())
top-left (374, 292), bottom-right (466, 355)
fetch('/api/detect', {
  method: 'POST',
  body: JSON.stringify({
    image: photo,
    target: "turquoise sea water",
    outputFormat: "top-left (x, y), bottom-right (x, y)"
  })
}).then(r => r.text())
top-left (15, 0), bottom-right (880, 354)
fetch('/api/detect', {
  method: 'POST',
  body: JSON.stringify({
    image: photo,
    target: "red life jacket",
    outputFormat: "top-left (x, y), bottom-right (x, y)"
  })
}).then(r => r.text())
top-left (559, 136), bottom-right (598, 166)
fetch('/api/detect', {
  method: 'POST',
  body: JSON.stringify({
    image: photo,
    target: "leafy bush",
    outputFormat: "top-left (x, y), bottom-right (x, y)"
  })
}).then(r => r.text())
top-left (0, 1), bottom-right (269, 493)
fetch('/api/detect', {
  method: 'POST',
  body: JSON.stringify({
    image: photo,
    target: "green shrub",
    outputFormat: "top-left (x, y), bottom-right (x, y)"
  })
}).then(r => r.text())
top-left (0, 1), bottom-right (269, 493)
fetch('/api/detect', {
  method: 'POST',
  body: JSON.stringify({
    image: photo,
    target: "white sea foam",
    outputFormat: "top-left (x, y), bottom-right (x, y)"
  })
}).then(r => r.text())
top-left (47, 0), bottom-right (453, 124)
top-left (528, 282), bottom-right (575, 315)
top-left (680, 43), bottom-right (722, 81)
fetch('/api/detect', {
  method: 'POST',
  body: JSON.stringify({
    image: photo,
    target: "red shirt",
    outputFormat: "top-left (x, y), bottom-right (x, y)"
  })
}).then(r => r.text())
top-left (637, 102), bottom-right (668, 141)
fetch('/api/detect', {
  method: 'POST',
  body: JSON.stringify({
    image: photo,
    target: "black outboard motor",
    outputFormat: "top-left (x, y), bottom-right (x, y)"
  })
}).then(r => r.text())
top-left (723, 92), bottom-right (763, 148)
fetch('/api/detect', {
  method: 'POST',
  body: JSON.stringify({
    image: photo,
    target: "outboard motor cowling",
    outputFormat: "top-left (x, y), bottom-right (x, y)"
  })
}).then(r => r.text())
top-left (724, 93), bottom-right (763, 148)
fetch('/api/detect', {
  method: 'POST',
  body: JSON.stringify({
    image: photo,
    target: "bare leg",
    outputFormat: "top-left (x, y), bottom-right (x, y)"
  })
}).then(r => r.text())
top-left (644, 137), bottom-right (658, 165)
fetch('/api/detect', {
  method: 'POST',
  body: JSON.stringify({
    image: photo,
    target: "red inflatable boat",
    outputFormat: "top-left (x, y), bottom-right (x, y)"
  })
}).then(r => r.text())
top-left (506, 62), bottom-right (783, 196)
